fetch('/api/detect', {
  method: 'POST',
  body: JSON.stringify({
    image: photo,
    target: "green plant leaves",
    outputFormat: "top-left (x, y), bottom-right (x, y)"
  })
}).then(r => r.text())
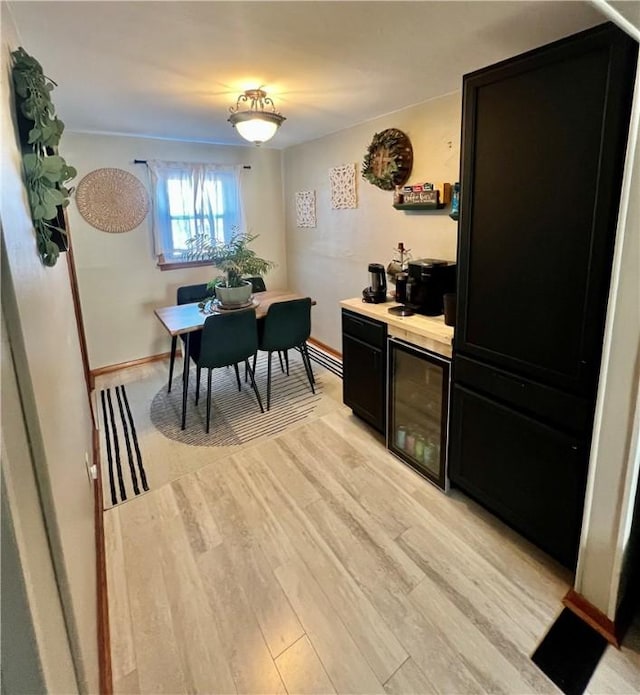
top-left (11, 47), bottom-right (75, 266)
top-left (185, 231), bottom-right (276, 287)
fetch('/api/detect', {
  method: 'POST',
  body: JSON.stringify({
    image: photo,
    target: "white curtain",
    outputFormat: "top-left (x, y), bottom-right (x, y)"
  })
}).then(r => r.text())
top-left (146, 160), bottom-right (245, 258)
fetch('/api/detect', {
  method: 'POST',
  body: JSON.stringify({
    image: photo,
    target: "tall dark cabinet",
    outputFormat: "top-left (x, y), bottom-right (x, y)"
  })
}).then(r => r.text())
top-left (449, 23), bottom-right (637, 569)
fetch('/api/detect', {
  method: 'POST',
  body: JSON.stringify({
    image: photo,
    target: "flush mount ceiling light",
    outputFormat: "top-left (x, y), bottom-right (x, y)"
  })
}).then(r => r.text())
top-left (228, 88), bottom-right (286, 145)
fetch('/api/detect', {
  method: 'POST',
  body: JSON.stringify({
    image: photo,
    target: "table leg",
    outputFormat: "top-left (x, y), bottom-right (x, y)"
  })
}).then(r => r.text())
top-left (181, 332), bottom-right (190, 430)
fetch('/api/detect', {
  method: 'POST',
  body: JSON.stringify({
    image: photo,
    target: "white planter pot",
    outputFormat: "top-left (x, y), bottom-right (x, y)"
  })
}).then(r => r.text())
top-left (215, 280), bottom-right (252, 307)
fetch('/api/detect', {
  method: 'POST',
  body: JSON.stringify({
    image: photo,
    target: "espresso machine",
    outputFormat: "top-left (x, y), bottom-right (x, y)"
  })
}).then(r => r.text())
top-left (405, 259), bottom-right (456, 315)
top-left (362, 263), bottom-right (387, 303)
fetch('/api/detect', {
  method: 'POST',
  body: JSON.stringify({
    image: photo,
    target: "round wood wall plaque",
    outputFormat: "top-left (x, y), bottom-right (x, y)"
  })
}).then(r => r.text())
top-left (75, 168), bottom-right (149, 233)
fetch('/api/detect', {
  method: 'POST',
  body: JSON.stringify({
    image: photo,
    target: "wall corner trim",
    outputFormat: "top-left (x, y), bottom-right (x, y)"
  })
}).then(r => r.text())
top-left (563, 588), bottom-right (621, 647)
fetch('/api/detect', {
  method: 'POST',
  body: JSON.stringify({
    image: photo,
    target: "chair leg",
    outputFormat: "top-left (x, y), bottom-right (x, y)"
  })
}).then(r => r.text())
top-left (206, 369), bottom-right (213, 433)
top-left (284, 349), bottom-right (289, 376)
top-left (278, 351), bottom-right (285, 374)
top-left (245, 359), bottom-right (264, 413)
top-left (267, 351), bottom-right (272, 411)
top-left (233, 363), bottom-right (242, 392)
top-left (195, 365), bottom-right (201, 404)
top-left (301, 343), bottom-right (316, 394)
top-left (168, 336), bottom-right (177, 393)
top-left (303, 342), bottom-right (315, 384)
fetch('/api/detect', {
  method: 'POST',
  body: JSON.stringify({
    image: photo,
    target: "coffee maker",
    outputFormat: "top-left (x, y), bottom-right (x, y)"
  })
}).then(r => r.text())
top-left (406, 259), bottom-right (456, 315)
top-left (362, 263), bottom-right (387, 303)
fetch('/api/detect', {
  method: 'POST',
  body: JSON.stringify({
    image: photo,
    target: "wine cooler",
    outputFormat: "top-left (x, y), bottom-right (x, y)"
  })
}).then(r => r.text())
top-left (387, 337), bottom-right (450, 489)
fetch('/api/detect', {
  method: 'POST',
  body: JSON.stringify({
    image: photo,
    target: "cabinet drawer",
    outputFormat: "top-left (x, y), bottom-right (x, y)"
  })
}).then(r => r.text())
top-left (342, 309), bottom-right (386, 349)
top-left (454, 355), bottom-right (591, 435)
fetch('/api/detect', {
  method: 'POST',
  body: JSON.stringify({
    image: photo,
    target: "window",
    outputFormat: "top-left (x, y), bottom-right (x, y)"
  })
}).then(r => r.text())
top-left (147, 161), bottom-right (244, 267)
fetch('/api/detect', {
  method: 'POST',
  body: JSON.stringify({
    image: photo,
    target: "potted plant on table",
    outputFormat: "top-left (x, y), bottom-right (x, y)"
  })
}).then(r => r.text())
top-left (185, 231), bottom-right (275, 308)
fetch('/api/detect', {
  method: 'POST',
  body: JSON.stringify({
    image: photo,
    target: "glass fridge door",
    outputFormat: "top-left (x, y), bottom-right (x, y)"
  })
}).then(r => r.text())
top-left (387, 339), bottom-right (450, 489)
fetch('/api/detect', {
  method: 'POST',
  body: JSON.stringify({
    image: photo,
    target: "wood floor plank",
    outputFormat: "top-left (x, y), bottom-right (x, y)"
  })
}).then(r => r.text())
top-left (320, 411), bottom-right (425, 495)
top-left (218, 458), bottom-right (305, 659)
top-left (198, 460), bottom-right (298, 577)
top-left (275, 635), bottom-right (336, 695)
top-left (408, 575), bottom-right (546, 693)
top-left (323, 412), bottom-right (570, 611)
top-left (383, 657), bottom-right (435, 695)
top-left (410, 485), bottom-right (571, 605)
top-left (238, 446), bottom-right (409, 683)
top-left (302, 494), bottom-right (418, 612)
top-left (118, 495), bottom-right (188, 694)
top-left (104, 385), bottom-right (640, 695)
top-left (171, 474), bottom-right (223, 554)
top-left (302, 498), bottom-right (485, 693)
top-left (276, 426), bottom-right (425, 594)
top-left (104, 508), bottom-right (137, 683)
top-left (196, 540), bottom-right (287, 694)
top-left (274, 560), bottom-right (385, 695)
top-left (586, 616), bottom-right (640, 695)
top-left (196, 457), bottom-right (305, 660)
top-left (299, 419), bottom-right (428, 539)
top-left (254, 439), bottom-right (323, 509)
top-left (149, 486), bottom-right (237, 694)
top-left (398, 525), bottom-right (559, 661)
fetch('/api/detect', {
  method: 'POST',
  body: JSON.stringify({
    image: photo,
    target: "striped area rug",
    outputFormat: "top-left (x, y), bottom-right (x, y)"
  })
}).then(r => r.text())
top-left (306, 342), bottom-right (342, 378)
top-left (99, 384), bottom-right (149, 508)
top-left (150, 349), bottom-right (327, 448)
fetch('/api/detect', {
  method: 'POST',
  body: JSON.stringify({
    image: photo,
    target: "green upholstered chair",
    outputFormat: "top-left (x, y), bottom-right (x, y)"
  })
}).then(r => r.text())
top-left (253, 298), bottom-right (314, 410)
top-left (241, 276), bottom-right (285, 378)
top-left (167, 283), bottom-right (214, 393)
top-left (192, 309), bottom-right (264, 433)
top-left (245, 276), bottom-right (267, 293)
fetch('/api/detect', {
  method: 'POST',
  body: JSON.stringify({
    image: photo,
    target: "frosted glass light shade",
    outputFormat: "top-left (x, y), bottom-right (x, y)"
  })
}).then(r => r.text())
top-left (228, 89), bottom-right (286, 146)
top-left (235, 117), bottom-right (279, 145)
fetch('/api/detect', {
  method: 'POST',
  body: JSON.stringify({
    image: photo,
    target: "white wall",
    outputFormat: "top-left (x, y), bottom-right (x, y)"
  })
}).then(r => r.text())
top-left (282, 92), bottom-right (461, 351)
top-left (1, 4), bottom-right (98, 691)
top-left (1, 311), bottom-right (78, 694)
top-left (575, 61), bottom-right (640, 618)
top-left (63, 132), bottom-right (287, 369)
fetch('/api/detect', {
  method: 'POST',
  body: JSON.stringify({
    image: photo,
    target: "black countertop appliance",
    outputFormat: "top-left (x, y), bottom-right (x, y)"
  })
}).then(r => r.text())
top-left (362, 263), bottom-right (387, 303)
top-left (406, 259), bottom-right (456, 315)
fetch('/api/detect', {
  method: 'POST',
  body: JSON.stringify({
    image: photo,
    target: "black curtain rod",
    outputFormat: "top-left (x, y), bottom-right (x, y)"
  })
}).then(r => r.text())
top-left (134, 159), bottom-right (251, 169)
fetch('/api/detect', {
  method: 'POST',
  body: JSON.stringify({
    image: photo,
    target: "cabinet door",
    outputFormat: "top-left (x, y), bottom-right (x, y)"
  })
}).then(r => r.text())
top-left (448, 384), bottom-right (587, 568)
top-left (342, 334), bottom-right (385, 433)
top-left (455, 24), bottom-right (637, 396)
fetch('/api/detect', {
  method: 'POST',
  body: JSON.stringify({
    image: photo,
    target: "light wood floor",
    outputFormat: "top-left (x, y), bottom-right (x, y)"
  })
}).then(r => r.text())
top-left (106, 407), bottom-right (640, 694)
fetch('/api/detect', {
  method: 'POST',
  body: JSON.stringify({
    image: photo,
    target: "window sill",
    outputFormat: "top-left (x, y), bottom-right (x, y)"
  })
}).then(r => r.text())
top-left (156, 258), bottom-right (214, 272)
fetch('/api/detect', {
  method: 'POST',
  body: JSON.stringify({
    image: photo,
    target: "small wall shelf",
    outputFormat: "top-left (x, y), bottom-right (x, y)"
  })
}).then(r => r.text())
top-left (393, 203), bottom-right (446, 211)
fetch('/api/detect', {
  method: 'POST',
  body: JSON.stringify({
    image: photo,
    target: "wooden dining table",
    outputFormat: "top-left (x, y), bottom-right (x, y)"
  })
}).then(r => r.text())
top-left (154, 290), bottom-right (314, 429)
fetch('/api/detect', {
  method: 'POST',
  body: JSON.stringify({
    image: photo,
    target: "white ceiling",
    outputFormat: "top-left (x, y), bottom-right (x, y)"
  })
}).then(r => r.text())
top-left (8, 1), bottom-right (618, 149)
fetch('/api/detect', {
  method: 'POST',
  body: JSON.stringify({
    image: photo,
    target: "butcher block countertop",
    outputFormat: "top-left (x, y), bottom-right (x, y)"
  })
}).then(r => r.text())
top-left (340, 297), bottom-right (454, 359)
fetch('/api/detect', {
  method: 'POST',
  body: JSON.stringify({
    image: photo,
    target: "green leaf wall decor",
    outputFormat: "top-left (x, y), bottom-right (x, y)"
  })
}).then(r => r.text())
top-left (11, 47), bottom-right (77, 266)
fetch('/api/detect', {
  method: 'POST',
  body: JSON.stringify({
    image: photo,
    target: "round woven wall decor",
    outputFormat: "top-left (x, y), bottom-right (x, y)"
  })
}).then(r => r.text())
top-left (75, 168), bottom-right (149, 233)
